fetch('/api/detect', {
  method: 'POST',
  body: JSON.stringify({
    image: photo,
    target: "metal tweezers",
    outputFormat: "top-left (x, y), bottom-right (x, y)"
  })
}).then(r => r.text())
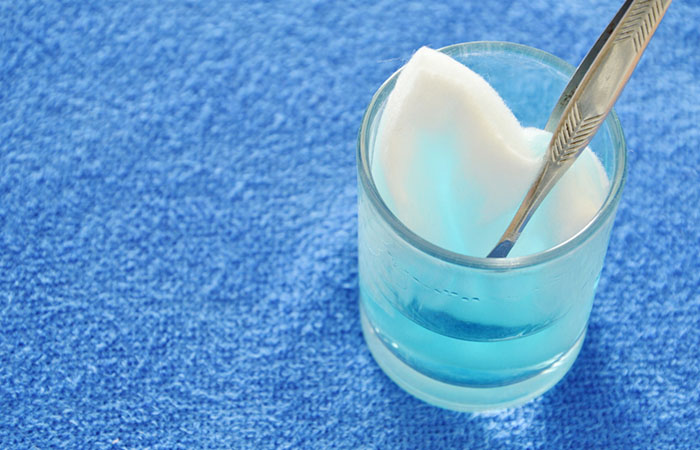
top-left (488, 0), bottom-right (672, 258)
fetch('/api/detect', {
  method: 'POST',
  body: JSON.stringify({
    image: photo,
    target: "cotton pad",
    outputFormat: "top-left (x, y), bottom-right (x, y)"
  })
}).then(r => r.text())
top-left (371, 47), bottom-right (609, 257)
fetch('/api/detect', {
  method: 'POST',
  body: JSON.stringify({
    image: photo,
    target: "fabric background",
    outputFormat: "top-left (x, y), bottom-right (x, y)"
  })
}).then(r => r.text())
top-left (1, 0), bottom-right (698, 448)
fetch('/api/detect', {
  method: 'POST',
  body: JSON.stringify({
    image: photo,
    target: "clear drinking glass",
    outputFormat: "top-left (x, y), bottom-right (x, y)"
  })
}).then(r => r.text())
top-left (357, 42), bottom-right (627, 411)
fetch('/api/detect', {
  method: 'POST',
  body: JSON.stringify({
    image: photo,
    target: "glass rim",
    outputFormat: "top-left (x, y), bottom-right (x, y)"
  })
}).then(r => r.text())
top-left (357, 41), bottom-right (627, 270)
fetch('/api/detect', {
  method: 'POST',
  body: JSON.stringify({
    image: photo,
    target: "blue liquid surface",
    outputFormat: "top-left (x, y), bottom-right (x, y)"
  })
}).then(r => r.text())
top-left (358, 184), bottom-right (600, 390)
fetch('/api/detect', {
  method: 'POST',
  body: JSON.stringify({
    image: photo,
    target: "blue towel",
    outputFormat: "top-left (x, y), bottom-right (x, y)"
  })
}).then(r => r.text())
top-left (1, 0), bottom-right (698, 448)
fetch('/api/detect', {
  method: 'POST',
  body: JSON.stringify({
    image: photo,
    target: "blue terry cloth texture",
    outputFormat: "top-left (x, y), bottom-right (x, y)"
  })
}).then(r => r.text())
top-left (1, 0), bottom-right (698, 448)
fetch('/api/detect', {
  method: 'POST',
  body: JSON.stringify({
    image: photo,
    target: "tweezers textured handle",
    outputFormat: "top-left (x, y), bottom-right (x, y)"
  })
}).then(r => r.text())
top-left (615, 0), bottom-right (669, 51)
top-left (551, 105), bottom-right (604, 163)
top-left (548, 0), bottom-right (671, 165)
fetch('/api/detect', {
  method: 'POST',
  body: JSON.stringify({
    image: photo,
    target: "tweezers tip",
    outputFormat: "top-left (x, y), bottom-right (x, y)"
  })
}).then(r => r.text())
top-left (487, 241), bottom-right (514, 258)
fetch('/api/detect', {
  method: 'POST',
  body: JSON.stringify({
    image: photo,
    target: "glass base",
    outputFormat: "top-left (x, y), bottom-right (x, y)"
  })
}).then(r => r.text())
top-left (360, 303), bottom-right (585, 412)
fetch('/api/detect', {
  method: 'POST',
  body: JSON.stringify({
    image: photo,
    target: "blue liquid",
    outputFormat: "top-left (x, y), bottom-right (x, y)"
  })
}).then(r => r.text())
top-left (358, 182), bottom-right (600, 402)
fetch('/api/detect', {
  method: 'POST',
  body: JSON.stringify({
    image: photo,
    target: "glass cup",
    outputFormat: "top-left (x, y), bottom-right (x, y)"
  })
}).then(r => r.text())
top-left (357, 42), bottom-right (627, 411)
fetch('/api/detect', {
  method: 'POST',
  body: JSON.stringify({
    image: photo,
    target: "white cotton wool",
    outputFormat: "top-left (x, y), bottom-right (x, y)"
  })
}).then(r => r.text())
top-left (371, 47), bottom-right (609, 257)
